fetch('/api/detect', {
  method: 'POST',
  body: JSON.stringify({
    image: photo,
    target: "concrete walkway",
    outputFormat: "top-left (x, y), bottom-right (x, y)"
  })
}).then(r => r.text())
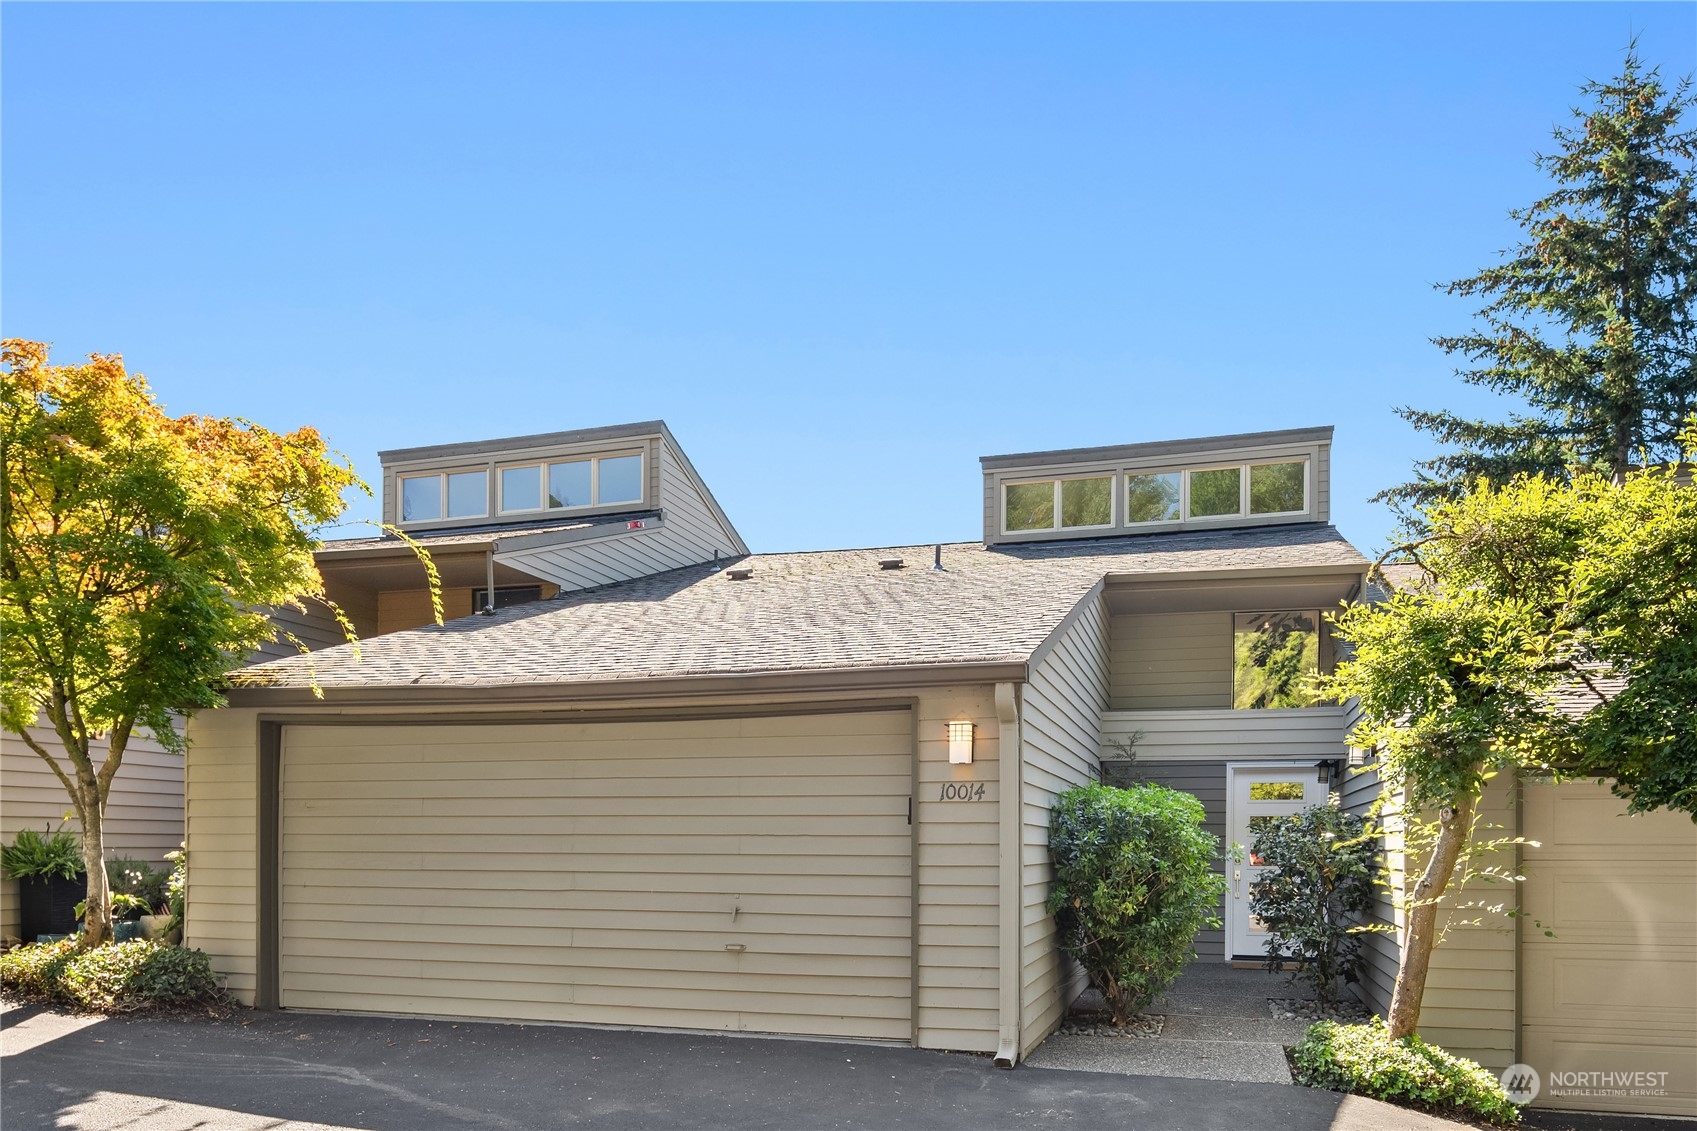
top-left (1025, 963), bottom-right (1315, 1084)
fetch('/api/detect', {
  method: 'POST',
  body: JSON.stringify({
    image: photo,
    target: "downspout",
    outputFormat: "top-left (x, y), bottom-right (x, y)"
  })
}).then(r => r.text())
top-left (994, 680), bottom-right (1022, 1069)
top-left (482, 546), bottom-right (496, 615)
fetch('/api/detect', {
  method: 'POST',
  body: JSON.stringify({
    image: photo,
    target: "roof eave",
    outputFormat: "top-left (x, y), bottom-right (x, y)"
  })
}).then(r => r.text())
top-left (221, 659), bottom-right (1032, 709)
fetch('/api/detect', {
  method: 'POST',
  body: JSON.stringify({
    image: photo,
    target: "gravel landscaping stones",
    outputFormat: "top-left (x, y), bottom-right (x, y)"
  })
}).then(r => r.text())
top-left (1269, 996), bottom-right (1371, 1023)
top-left (1056, 1009), bottom-right (1164, 1038)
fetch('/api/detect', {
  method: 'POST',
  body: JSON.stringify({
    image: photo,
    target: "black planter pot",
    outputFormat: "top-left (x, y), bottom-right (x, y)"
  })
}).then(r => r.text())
top-left (19, 874), bottom-right (86, 940)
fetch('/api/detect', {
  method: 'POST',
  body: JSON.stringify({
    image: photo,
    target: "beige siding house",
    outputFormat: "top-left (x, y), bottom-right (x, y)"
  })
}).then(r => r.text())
top-left (187, 424), bottom-right (1377, 1066)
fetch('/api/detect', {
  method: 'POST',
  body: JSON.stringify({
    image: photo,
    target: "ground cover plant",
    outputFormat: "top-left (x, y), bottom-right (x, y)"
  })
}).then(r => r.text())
top-left (1289, 1017), bottom-right (1520, 1124)
top-left (0, 938), bottom-right (219, 1012)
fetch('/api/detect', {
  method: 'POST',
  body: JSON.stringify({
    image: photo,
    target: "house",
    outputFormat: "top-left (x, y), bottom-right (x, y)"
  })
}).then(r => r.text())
top-left (185, 422), bottom-right (1371, 1064)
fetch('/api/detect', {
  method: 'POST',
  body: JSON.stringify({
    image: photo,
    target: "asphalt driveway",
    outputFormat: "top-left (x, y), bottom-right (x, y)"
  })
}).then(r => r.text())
top-left (2, 1000), bottom-right (1472, 1131)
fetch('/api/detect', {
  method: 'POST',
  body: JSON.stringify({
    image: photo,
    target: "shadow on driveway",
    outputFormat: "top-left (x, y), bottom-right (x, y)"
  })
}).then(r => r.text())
top-left (3, 1003), bottom-right (1471, 1130)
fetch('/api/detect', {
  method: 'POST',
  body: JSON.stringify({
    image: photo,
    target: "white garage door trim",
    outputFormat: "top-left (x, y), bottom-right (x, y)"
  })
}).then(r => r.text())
top-left (262, 706), bottom-right (916, 1042)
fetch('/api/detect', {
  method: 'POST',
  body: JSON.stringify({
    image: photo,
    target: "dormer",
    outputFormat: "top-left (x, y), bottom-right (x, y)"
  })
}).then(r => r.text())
top-left (979, 426), bottom-right (1332, 546)
top-left (381, 420), bottom-right (673, 531)
top-left (295, 421), bottom-right (746, 643)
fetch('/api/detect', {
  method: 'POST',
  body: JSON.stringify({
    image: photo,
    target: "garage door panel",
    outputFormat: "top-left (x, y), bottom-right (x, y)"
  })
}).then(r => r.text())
top-left (281, 711), bottom-right (914, 1040)
top-left (287, 737), bottom-right (909, 771)
top-left (286, 810), bottom-right (907, 837)
top-left (284, 951), bottom-right (912, 1000)
top-left (286, 896), bottom-right (916, 930)
top-left (286, 884), bottom-right (909, 921)
top-left (282, 851), bottom-right (916, 879)
top-left (285, 936), bottom-right (917, 982)
top-left (1522, 949), bottom-right (1696, 1022)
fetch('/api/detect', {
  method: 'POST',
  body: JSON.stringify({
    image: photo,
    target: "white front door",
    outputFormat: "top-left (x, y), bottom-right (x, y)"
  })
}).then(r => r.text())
top-left (1225, 763), bottom-right (1330, 961)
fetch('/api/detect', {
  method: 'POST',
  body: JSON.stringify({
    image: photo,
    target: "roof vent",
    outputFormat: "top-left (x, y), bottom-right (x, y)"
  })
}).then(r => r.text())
top-left (879, 557), bottom-right (905, 571)
top-left (726, 567), bottom-right (754, 581)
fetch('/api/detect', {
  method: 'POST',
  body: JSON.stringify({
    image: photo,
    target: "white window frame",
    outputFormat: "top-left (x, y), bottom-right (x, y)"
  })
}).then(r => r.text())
top-left (1123, 470), bottom-right (1184, 527)
top-left (1184, 463), bottom-right (1247, 521)
top-left (494, 450), bottom-right (645, 516)
top-left (399, 470), bottom-right (490, 523)
top-left (1001, 473), bottom-right (1117, 536)
top-left (498, 464), bottom-right (545, 515)
top-left (592, 451), bottom-right (646, 506)
top-left (1245, 458), bottom-right (1310, 518)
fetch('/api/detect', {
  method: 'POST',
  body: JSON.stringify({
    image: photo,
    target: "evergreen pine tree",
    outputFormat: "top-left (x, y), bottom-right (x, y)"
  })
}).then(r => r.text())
top-left (1382, 47), bottom-right (1697, 514)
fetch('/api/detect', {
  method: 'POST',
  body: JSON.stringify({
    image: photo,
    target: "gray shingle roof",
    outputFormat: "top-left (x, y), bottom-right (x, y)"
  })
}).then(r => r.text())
top-left (236, 523), bottom-right (1366, 692)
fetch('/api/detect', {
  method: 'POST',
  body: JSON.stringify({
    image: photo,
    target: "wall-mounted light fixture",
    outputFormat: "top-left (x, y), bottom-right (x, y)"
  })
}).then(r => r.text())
top-left (947, 720), bottom-right (975, 765)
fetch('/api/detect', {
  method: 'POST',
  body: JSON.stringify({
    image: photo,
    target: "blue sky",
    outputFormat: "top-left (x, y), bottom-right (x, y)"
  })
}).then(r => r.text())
top-left (5, 3), bottom-right (1693, 555)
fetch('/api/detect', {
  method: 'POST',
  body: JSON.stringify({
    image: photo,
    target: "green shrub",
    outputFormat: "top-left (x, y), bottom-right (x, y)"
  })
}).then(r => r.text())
top-left (0, 938), bottom-right (220, 1012)
top-left (1290, 1018), bottom-right (1520, 1124)
top-left (107, 857), bottom-right (170, 913)
top-left (1, 825), bottom-right (83, 880)
top-left (1048, 782), bottom-right (1227, 1025)
top-left (1247, 800), bottom-right (1379, 1008)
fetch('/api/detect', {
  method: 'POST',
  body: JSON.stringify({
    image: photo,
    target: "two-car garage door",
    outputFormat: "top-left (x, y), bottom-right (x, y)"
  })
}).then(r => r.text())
top-left (279, 709), bottom-right (913, 1040)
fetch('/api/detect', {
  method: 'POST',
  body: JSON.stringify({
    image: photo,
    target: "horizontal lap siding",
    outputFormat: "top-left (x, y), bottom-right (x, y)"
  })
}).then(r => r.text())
top-left (1341, 766), bottom-right (1515, 1068)
top-left (1419, 774), bottom-right (1517, 1070)
top-left (280, 712), bottom-right (913, 1040)
top-left (1102, 707), bottom-right (1352, 763)
top-left (2, 725), bottom-right (183, 941)
top-left (377, 588), bottom-right (476, 636)
top-left (914, 687), bottom-right (1001, 1053)
top-left (1339, 762), bottom-right (1400, 1016)
top-left (1109, 760), bottom-right (1228, 961)
top-left (1108, 613), bottom-right (1230, 710)
top-left (1018, 597), bottom-right (1108, 1056)
top-left (492, 442), bottom-right (742, 595)
top-left (250, 603), bottom-right (354, 663)
top-left (183, 709), bottom-right (260, 999)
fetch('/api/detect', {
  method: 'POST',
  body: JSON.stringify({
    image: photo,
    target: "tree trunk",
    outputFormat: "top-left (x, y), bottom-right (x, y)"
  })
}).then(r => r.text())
top-left (1386, 790), bottom-right (1477, 1039)
top-left (77, 782), bottom-right (111, 947)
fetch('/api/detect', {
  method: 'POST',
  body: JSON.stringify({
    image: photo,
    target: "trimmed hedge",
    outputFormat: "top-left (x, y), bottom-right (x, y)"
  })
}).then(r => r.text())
top-left (1048, 782), bottom-right (1226, 1023)
top-left (0, 938), bottom-right (219, 1012)
top-left (1289, 1018), bottom-right (1520, 1124)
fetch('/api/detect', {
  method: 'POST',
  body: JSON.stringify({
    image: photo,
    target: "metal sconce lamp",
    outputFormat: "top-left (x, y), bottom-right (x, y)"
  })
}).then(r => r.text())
top-left (947, 721), bottom-right (975, 765)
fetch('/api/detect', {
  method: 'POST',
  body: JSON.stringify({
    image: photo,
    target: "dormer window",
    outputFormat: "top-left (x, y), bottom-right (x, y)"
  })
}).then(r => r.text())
top-left (1003, 475), bottom-right (1114, 533)
top-left (981, 427), bottom-right (1331, 545)
top-left (1125, 472), bottom-right (1181, 524)
top-left (498, 452), bottom-right (645, 515)
top-left (1187, 467), bottom-right (1242, 518)
top-left (400, 470), bottom-right (488, 522)
top-left (1250, 460), bottom-right (1306, 515)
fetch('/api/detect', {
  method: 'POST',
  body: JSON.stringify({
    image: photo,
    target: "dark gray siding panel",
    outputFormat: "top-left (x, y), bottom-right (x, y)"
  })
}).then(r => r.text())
top-left (1103, 758), bottom-right (1228, 961)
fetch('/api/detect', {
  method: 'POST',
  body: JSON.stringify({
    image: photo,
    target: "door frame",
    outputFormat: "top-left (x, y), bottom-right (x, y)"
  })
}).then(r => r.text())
top-left (1223, 760), bottom-right (1329, 962)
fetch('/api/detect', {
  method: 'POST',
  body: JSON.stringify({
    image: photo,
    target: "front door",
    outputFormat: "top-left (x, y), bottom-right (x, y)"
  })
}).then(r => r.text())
top-left (1225, 764), bottom-right (1330, 961)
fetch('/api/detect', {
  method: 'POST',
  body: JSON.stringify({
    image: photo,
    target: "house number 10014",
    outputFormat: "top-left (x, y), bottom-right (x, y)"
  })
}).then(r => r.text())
top-left (938, 782), bottom-right (987, 801)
